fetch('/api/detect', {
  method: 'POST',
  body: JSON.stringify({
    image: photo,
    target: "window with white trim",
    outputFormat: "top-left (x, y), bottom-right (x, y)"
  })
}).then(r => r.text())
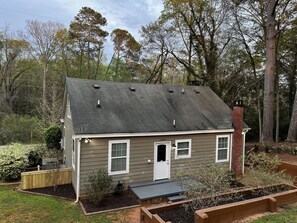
top-left (216, 135), bottom-right (230, 162)
top-left (108, 140), bottom-right (130, 175)
top-left (175, 139), bottom-right (191, 159)
top-left (72, 139), bottom-right (76, 170)
top-left (66, 95), bottom-right (71, 119)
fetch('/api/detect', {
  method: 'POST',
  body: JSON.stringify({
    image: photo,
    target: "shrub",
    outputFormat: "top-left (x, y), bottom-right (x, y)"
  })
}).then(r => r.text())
top-left (243, 152), bottom-right (293, 193)
top-left (27, 145), bottom-right (45, 167)
top-left (86, 168), bottom-right (112, 206)
top-left (0, 143), bottom-right (45, 181)
top-left (44, 125), bottom-right (62, 150)
top-left (175, 163), bottom-right (235, 212)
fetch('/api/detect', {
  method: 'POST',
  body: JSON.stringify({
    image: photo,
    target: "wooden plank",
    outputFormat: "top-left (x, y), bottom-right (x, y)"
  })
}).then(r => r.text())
top-left (21, 168), bottom-right (72, 190)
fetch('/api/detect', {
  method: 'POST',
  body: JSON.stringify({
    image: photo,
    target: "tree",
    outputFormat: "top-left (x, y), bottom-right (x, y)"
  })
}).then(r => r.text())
top-left (140, 21), bottom-right (173, 84)
top-left (287, 89), bottom-right (297, 142)
top-left (162, 0), bottom-right (232, 93)
top-left (26, 20), bottom-right (64, 117)
top-left (0, 29), bottom-right (33, 113)
top-left (69, 7), bottom-right (108, 79)
top-left (108, 29), bottom-right (141, 79)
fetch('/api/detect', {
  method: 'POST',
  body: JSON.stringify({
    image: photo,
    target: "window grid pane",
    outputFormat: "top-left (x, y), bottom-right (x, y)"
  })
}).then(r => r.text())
top-left (218, 149), bottom-right (227, 160)
top-left (111, 157), bottom-right (126, 172)
top-left (177, 142), bottom-right (189, 149)
top-left (218, 137), bottom-right (228, 149)
top-left (177, 149), bottom-right (189, 156)
top-left (112, 143), bottom-right (127, 157)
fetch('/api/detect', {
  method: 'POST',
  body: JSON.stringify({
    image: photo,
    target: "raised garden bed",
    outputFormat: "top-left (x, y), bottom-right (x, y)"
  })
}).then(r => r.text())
top-left (140, 184), bottom-right (297, 223)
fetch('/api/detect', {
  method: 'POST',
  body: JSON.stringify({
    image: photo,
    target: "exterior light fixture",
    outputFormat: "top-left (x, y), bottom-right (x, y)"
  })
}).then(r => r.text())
top-left (84, 138), bottom-right (91, 143)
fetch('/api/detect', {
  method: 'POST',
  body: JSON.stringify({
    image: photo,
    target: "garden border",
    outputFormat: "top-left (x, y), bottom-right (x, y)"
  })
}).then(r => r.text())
top-left (140, 184), bottom-right (297, 223)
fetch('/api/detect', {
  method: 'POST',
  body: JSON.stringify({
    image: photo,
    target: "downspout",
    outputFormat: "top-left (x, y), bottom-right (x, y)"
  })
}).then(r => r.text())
top-left (75, 139), bottom-right (81, 203)
top-left (242, 130), bottom-right (248, 175)
top-left (229, 134), bottom-right (233, 171)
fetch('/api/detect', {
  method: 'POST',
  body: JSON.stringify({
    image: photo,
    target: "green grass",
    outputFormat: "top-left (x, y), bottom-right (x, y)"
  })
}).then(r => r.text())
top-left (0, 185), bottom-right (120, 223)
top-left (252, 204), bottom-right (297, 223)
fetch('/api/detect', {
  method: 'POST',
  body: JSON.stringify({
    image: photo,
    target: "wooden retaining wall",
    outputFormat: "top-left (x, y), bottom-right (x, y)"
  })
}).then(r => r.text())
top-left (279, 162), bottom-right (297, 184)
top-left (21, 168), bottom-right (72, 190)
top-left (140, 186), bottom-right (297, 223)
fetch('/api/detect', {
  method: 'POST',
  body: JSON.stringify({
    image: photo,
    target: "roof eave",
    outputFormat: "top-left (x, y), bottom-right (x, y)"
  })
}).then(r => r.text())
top-left (73, 128), bottom-right (236, 139)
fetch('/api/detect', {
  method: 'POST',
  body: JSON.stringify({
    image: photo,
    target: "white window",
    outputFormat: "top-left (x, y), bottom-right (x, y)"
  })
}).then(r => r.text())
top-left (108, 140), bottom-right (130, 175)
top-left (175, 139), bottom-right (191, 159)
top-left (72, 139), bottom-right (76, 170)
top-left (67, 95), bottom-right (71, 119)
top-left (216, 135), bottom-right (230, 162)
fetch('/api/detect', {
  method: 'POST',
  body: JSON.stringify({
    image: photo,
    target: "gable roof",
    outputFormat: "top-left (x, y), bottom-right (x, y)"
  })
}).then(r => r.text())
top-left (65, 77), bottom-right (236, 135)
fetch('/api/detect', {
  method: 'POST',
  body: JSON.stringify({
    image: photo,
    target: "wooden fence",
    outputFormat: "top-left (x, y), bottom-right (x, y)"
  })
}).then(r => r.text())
top-left (21, 167), bottom-right (72, 190)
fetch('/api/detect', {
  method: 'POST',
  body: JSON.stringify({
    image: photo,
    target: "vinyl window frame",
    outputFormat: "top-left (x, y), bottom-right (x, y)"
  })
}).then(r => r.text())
top-left (215, 135), bottom-right (230, 163)
top-left (175, 139), bottom-right (192, 159)
top-left (108, 139), bottom-right (130, 175)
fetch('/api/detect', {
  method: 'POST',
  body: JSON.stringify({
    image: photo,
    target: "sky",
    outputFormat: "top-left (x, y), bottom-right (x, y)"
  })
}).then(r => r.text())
top-left (0, 0), bottom-right (164, 60)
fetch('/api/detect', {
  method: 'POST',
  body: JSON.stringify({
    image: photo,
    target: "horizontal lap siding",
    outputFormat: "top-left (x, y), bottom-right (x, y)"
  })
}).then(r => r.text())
top-left (79, 133), bottom-right (231, 197)
top-left (63, 114), bottom-right (77, 193)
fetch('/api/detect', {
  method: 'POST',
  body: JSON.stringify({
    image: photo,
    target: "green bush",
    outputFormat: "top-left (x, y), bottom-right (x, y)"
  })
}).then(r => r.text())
top-left (0, 143), bottom-right (45, 181)
top-left (44, 125), bottom-right (62, 150)
top-left (86, 168), bottom-right (112, 206)
top-left (27, 145), bottom-right (45, 167)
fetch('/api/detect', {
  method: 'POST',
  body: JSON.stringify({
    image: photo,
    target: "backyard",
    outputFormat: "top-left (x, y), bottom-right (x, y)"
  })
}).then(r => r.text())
top-left (0, 184), bottom-right (135, 223)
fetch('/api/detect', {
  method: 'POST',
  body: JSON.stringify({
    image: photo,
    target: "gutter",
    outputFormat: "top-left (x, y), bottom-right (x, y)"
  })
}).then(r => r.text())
top-left (75, 139), bottom-right (81, 203)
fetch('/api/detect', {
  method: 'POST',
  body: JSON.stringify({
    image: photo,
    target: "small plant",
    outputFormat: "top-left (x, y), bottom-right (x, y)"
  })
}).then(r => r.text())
top-left (86, 168), bottom-right (112, 206)
top-left (276, 145), bottom-right (284, 154)
top-left (290, 147), bottom-right (297, 155)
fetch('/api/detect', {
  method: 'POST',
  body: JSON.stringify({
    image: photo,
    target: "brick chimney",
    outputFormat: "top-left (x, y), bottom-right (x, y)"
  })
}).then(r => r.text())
top-left (231, 100), bottom-right (244, 176)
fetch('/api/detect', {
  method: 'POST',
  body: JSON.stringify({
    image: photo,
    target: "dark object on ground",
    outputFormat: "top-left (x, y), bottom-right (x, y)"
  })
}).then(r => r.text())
top-left (81, 190), bottom-right (139, 213)
top-left (26, 184), bottom-right (76, 200)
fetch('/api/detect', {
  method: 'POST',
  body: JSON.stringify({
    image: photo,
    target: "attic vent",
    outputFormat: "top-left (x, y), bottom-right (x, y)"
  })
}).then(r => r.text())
top-left (129, 86), bottom-right (136, 91)
top-left (168, 89), bottom-right (174, 93)
top-left (181, 88), bottom-right (185, 94)
top-left (97, 100), bottom-right (101, 108)
top-left (194, 89), bottom-right (200, 94)
top-left (93, 84), bottom-right (100, 89)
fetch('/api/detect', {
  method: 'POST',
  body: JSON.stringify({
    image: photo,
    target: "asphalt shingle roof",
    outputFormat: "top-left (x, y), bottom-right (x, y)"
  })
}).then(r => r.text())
top-left (66, 78), bottom-right (235, 135)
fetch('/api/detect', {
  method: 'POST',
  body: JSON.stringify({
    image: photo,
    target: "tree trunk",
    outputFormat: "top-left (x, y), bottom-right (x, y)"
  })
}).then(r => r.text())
top-left (287, 89), bottom-right (297, 142)
top-left (42, 62), bottom-right (48, 117)
top-left (262, 0), bottom-right (277, 143)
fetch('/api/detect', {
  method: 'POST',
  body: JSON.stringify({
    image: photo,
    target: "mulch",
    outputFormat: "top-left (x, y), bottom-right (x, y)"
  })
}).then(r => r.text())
top-left (25, 184), bottom-right (76, 200)
top-left (80, 191), bottom-right (140, 214)
top-left (24, 184), bottom-right (140, 214)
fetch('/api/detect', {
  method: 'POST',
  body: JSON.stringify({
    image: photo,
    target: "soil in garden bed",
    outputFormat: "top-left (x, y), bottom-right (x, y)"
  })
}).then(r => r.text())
top-left (26, 184), bottom-right (76, 200)
top-left (156, 184), bottom-right (294, 223)
top-left (80, 190), bottom-right (140, 213)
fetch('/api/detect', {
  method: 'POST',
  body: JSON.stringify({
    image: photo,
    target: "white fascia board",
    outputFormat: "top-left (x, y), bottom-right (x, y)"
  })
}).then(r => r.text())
top-left (73, 129), bottom-right (236, 139)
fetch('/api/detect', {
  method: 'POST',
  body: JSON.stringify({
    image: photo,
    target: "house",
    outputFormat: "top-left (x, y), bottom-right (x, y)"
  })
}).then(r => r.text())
top-left (62, 77), bottom-right (249, 201)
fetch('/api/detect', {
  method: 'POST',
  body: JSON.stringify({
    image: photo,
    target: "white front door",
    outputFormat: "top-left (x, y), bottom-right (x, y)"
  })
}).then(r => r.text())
top-left (154, 142), bottom-right (170, 180)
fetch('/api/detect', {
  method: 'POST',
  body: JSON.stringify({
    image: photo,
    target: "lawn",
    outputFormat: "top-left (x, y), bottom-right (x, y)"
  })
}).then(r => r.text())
top-left (252, 204), bottom-right (297, 223)
top-left (0, 184), bottom-right (124, 223)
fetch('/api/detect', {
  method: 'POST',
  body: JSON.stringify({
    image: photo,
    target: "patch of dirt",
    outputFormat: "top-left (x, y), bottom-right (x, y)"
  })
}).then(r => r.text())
top-left (80, 191), bottom-right (140, 213)
top-left (26, 184), bottom-right (76, 200)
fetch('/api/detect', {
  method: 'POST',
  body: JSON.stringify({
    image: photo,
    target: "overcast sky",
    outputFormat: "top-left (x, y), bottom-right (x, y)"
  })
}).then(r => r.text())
top-left (0, 0), bottom-right (164, 60)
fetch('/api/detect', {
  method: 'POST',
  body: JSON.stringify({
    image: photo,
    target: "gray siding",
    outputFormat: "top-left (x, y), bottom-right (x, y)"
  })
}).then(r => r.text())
top-left (63, 103), bottom-right (77, 194)
top-left (79, 133), bottom-right (231, 197)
